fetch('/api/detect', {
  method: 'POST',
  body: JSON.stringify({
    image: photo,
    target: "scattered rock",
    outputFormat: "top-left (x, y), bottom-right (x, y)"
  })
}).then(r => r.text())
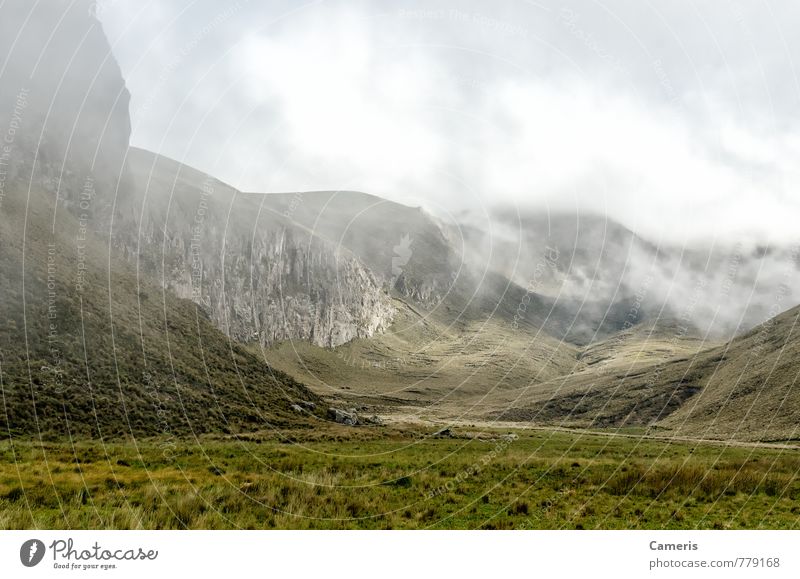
top-left (327, 408), bottom-right (359, 425)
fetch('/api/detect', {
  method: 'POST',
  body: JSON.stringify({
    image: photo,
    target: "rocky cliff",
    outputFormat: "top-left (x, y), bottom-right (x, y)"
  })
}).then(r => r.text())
top-left (120, 149), bottom-right (395, 348)
top-left (0, 0), bottom-right (395, 351)
top-left (257, 190), bottom-right (463, 308)
top-left (0, 0), bottom-right (131, 214)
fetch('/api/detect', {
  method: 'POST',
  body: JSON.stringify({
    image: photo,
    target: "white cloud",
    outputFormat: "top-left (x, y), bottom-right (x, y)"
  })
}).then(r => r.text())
top-left (100, 0), bottom-right (800, 244)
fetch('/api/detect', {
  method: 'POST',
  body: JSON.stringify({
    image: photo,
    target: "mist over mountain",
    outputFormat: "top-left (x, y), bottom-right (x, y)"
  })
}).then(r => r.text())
top-left (0, 0), bottom-right (130, 213)
top-left (454, 208), bottom-right (800, 340)
top-left (1, 0), bottom-right (798, 445)
top-left (101, 0), bottom-right (800, 245)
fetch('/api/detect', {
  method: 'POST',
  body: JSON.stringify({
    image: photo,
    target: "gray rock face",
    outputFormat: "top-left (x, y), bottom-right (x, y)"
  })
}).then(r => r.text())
top-left (257, 191), bottom-right (463, 310)
top-left (177, 226), bottom-right (395, 348)
top-left (119, 149), bottom-right (395, 349)
top-left (1, 2), bottom-right (395, 352)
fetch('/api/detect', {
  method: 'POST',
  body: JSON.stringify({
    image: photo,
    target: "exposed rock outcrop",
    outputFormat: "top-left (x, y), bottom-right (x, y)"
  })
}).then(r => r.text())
top-left (1, 0), bottom-right (394, 354)
top-left (118, 149), bottom-right (395, 348)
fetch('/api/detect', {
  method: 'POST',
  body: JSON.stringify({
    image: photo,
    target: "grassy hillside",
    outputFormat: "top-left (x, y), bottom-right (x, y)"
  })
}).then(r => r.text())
top-left (576, 317), bottom-right (717, 371)
top-left (658, 305), bottom-right (800, 441)
top-left (262, 299), bottom-right (581, 413)
top-left (0, 179), bottom-right (324, 438)
top-left (490, 307), bottom-right (800, 442)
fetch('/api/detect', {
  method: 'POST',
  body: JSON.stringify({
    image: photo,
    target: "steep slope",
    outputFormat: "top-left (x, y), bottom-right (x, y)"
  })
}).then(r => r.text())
top-left (657, 304), bottom-right (800, 441)
top-left (118, 149), bottom-right (395, 348)
top-left (0, 0), bottom-right (131, 214)
top-left (0, 176), bottom-right (325, 437)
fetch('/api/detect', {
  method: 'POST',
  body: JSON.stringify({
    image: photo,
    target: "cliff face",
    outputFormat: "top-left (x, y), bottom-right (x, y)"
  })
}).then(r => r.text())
top-left (209, 227), bottom-right (395, 347)
top-left (0, 0), bottom-right (131, 213)
top-left (120, 149), bottom-right (395, 348)
top-left (257, 191), bottom-right (463, 309)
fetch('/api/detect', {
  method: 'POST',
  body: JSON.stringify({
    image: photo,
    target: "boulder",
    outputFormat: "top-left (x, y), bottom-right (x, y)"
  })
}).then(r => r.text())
top-left (327, 408), bottom-right (359, 425)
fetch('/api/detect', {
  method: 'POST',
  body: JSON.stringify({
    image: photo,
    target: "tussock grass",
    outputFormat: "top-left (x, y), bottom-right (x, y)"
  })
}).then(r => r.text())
top-left (1, 430), bottom-right (798, 529)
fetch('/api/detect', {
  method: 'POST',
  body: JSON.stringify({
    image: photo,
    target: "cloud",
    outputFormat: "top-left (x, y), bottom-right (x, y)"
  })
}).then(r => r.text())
top-left (99, 0), bottom-right (800, 244)
top-left (235, 11), bottom-right (447, 198)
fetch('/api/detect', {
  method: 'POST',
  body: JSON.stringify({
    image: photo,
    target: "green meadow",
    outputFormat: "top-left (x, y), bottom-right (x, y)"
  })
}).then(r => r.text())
top-left (1, 428), bottom-right (798, 529)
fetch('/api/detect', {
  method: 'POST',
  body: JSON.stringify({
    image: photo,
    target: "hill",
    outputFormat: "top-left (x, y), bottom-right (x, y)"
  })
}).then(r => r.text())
top-left (658, 304), bottom-right (800, 441)
top-left (489, 305), bottom-right (800, 442)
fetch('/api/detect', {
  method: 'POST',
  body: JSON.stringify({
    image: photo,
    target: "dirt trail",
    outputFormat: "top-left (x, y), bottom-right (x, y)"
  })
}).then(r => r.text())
top-left (383, 412), bottom-right (800, 451)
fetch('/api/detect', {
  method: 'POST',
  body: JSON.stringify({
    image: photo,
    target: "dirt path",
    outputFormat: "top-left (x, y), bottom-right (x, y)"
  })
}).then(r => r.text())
top-left (383, 412), bottom-right (800, 451)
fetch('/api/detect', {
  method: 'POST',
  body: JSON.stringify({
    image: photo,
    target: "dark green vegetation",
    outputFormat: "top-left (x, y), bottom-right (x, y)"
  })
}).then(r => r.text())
top-left (1, 428), bottom-right (798, 529)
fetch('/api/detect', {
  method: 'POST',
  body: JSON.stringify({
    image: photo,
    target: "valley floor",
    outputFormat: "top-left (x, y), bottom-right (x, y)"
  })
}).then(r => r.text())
top-left (1, 426), bottom-right (798, 529)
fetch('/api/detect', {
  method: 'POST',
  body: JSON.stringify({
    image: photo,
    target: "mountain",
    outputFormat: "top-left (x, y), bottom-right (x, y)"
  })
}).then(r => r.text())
top-left (0, 0), bottom-right (587, 439)
top-left (258, 190), bottom-right (640, 345)
top-left (657, 304), bottom-right (800, 441)
top-left (2, 0), bottom-right (798, 444)
top-left (460, 208), bottom-right (800, 340)
top-left (119, 149), bottom-right (394, 348)
top-left (489, 305), bottom-right (800, 442)
top-left (0, 177), bottom-right (325, 437)
top-left (0, 0), bottom-right (324, 437)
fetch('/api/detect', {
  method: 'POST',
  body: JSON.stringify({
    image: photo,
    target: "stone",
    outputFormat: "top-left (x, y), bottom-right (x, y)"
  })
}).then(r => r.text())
top-left (327, 408), bottom-right (359, 426)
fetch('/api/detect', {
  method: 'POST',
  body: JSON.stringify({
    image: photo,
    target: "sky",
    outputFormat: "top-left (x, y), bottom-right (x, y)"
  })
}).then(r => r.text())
top-left (99, 0), bottom-right (800, 245)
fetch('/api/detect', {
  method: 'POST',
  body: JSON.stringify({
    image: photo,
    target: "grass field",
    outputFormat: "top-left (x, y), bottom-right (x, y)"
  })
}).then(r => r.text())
top-left (1, 427), bottom-right (798, 529)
